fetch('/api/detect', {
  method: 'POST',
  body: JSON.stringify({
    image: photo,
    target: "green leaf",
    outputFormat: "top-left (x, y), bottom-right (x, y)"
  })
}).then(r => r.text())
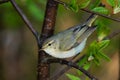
top-left (98, 32), bottom-right (107, 41)
top-left (66, 74), bottom-right (81, 80)
top-left (95, 18), bottom-right (111, 27)
top-left (88, 41), bottom-right (99, 53)
top-left (99, 52), bottom-right (111, 61)
top-left (70, 0), bottom-right (77, 5)
top-left (98, 40), bottom-right (110, 50)
top-left (78, 56), bottom-right (87, 66)
top-left (113, 0), bottom-right (120, 14)
top-left (77, 62), bottom-right (91, 76)
top-left (77, 70), bottom-right (82, 76)
top-left (95, 18), bottom-right (110, 40)
top-left (90, 0), bottom-right (101, 9)
top-left (114, 6), bottom-right (120, 14)
top-left (107, 0), bottom-right (116, 7)
top-left (83, 63), bottom-right (91, 70)
top-left (92, 7), bottom-right (109, 15)
top-left (93, 57), bottom-right (100, 65)
top-left (69, 5), bottom-right (79, 12)
top-left (68, 0), bottom-right (79, 12)
top-left (79, 0), bottom-right (91, 8)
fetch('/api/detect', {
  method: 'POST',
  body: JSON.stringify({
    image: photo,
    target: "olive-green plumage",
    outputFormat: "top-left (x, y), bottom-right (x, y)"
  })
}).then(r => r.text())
top-left (42, 14), bottom-right (98, 58)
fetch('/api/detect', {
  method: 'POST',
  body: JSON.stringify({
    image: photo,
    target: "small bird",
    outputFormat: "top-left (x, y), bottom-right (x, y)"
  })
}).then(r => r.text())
top-left (41, 14), bottom-right (98, 58)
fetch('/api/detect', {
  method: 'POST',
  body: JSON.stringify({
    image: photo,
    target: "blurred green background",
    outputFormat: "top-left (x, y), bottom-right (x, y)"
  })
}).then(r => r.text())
top-left (0, 0), bottom-right (119, 80)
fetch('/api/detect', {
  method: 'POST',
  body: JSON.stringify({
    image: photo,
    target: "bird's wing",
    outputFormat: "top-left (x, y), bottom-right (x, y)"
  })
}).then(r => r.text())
top-left (59, 25), bottom-right (87, 51)
top-left (58, 14), bottom-right (98, 51)
top-left (59, 29), bottom-right (76, 51)
top-left (59, 25), bottom-right (96, 51)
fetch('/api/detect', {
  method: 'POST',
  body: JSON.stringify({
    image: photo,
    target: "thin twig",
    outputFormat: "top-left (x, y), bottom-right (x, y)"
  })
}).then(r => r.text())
top-left (54, 0), bottom-right (120, 22)
top-left (105, 29), bottom-right (120, 40)
top-left (0, 0), bottom-right (9, 4)
top-left (47, 58), bottom-right (98, 80)
top-left (81, 9), bottom-right (120, 22)
top-left (51, 55), bottom-right (86, 80)
top-left (10, 0), bottom-right (39, 41)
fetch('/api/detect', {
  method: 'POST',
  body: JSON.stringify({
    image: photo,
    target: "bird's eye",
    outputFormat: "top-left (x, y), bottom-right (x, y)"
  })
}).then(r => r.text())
top-left (48, 43), bottom-right (51, 46)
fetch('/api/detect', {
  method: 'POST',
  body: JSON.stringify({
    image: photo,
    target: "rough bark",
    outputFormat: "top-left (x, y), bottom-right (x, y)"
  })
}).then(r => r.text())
top-left (37, 0), bottom-right (58, 80)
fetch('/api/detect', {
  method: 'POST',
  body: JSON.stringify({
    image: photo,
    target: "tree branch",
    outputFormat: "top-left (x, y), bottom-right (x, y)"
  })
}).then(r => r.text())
top-left (51, 55), bottom-right (86, 80)
top-left (81, 9), bottom-right (120, 22)
top-left (54, 0), bottom-right (120, 22)
top-left (10, 0), bottom-right (39, 41)
top-left (47, 58), bottom-right (98, 80)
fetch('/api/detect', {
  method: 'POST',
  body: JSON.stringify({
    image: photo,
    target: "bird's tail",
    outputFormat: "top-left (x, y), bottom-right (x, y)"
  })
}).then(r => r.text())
top-left (85, 14), bottom-right (98, 27)
top-left (77, 25), bottom-right (97, 43)
top-left (75, 14), bottom-right (97, 41)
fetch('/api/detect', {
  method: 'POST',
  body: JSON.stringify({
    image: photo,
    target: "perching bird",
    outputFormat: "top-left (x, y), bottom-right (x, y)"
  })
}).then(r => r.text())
top-left (41, 14), bottom-right (98, 58)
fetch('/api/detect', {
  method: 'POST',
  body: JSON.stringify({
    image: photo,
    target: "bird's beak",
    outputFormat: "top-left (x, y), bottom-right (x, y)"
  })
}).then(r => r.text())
top-left (41, 45), bottom-right (47, 50)
top-left (39, 45), bottom-right (47, 51)
top-left (38, 48), bottom-right (44, 52)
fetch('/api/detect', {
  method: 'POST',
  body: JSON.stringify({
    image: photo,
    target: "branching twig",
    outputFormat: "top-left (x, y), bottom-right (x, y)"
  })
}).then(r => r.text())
top-left (10, 0), bottom-right (39, 41)
top-left (54, 0), bottom-right (120, 22)
top-left (47, 58), bottom-right (98, 80)
top-left (0, 0), bottom-right (9, 4)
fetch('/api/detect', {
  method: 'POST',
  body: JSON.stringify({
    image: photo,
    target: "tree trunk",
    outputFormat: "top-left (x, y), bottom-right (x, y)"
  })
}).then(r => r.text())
top-left (37, 0), bottom-right (58, 80)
